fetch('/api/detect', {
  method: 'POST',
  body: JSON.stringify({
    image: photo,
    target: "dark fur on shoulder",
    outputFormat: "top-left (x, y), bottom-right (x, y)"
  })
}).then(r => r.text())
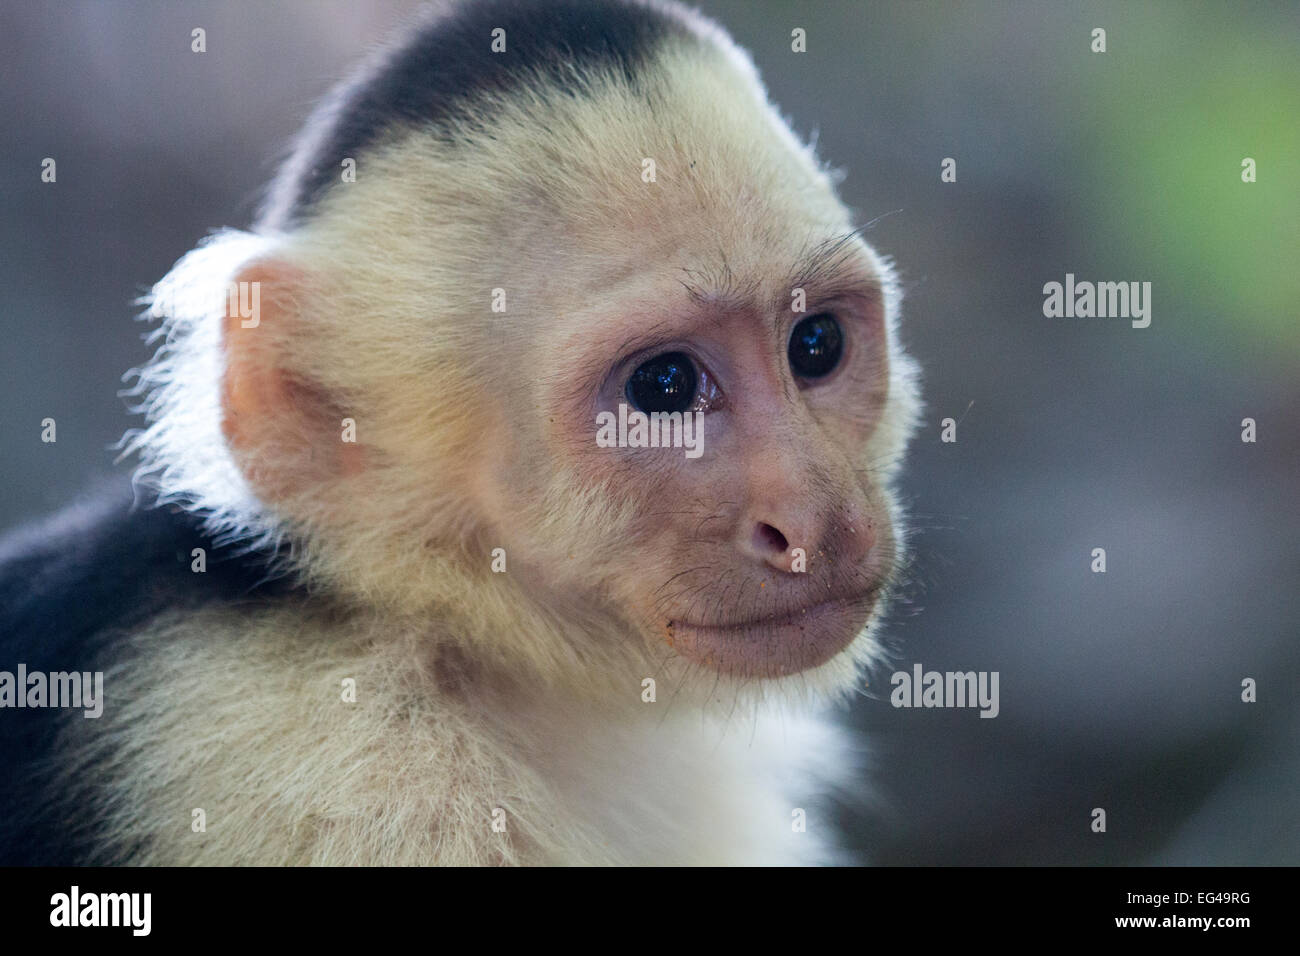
top-left (0, 481), bottom-right (291, 864)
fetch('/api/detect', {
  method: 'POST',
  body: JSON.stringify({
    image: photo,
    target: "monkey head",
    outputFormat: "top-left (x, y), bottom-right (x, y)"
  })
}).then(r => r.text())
top-left (130, 0), bottom-right (920, 705)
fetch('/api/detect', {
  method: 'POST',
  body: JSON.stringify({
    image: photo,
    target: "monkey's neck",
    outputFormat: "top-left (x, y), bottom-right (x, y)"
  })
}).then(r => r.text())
top-left (72, 600), bottom-right (840, 864)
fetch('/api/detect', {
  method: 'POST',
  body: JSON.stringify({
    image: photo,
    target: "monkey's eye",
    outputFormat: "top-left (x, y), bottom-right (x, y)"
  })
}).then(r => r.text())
top-left (625, 351), bottom-right (698, 414)
top-left (788, 314), bottom-right (843, 380)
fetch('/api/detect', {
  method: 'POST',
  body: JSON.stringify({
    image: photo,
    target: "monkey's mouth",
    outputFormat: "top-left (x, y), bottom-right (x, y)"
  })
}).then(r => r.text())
top-left (666, 590), bottom-right (878, 678)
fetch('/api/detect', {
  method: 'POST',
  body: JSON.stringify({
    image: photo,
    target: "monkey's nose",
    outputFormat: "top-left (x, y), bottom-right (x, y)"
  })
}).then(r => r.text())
top-left (743, 513), bottom-right (875, 574)
top-left (745, 520), bottom-right (804, 573)
top-left (753, 522), bottom-right (789, 559)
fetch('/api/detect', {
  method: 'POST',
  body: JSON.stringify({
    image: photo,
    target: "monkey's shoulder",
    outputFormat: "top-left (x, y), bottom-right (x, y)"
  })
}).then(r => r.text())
top-left (0, 486), bottom-right (292, 865)
top-left (0, 486), bottom-right (288, 654)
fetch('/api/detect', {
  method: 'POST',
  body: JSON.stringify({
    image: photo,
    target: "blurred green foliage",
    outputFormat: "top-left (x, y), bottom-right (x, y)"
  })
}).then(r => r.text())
top-left (1080, 5), bottom-right (1299, 354)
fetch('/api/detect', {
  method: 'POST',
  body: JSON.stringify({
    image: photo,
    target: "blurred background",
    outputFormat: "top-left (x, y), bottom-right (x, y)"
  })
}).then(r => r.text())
top-left (1, 0), bottom-right (1296, 864)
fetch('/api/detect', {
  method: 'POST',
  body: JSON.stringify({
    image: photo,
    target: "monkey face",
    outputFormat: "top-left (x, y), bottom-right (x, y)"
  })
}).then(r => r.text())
top-left (525, 245), bottom-right (905, 680)
top-left (379, 55), bottom-right (914, 688)
top-left (456, 175), bottom-right (914, 685)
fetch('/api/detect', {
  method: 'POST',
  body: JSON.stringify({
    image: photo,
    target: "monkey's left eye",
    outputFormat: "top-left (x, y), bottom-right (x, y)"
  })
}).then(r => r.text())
top-left (788, 314), bottom-right (843, 380)
top-left (625, 351), bottom-right (698, 414)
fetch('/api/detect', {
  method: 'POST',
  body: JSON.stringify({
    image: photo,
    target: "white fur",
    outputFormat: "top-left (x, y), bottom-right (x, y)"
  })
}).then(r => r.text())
top-left (66, 603), bottom-right (848, 865)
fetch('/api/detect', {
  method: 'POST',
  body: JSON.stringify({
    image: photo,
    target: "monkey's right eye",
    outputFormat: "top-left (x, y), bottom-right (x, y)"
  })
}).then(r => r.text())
top-left (625, 351), bottom-right (698, 415)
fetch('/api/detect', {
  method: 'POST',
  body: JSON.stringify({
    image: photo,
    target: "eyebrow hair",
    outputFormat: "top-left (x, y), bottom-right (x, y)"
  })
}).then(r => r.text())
top-left (675, 226), bottom-right (884, 317)
top-left (786, 224), bottom-right (882, 293)
top-left (563, 229), bottom-right (888, 415)
top-left (677, 251), bottom-right (762, 309)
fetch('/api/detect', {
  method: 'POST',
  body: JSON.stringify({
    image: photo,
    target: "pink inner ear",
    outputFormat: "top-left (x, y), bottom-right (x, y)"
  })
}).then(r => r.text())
top-left (219, 260), bottom-right (361, 500)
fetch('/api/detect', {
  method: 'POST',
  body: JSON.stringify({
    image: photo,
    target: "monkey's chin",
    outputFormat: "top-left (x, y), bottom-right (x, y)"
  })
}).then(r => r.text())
top-left (666, 594), bottom-right (876, 679)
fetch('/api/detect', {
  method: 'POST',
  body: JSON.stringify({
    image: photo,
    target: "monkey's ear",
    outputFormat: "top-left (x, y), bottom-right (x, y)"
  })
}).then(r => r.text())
top-left (220, 259), bottom-right (362, 503)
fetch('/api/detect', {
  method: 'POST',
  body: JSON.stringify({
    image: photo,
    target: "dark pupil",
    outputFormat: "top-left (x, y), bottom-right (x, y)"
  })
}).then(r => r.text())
top-left (626, 351), bottom-right (697, 414)
top-left (788, 315), bottom-right (843, 379)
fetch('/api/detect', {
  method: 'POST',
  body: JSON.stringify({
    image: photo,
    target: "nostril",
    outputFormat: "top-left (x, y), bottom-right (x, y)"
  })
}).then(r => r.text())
top-left (754, 522), bottom-right (789, 556)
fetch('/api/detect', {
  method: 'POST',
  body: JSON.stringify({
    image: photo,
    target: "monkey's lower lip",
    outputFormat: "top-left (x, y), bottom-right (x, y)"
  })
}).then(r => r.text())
top-left (667, 593), bottom-right (876, 678)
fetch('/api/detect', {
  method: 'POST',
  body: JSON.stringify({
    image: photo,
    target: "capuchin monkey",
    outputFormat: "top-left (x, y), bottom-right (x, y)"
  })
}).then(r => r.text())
top-left (0, 0), bottom-right (919, 865)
